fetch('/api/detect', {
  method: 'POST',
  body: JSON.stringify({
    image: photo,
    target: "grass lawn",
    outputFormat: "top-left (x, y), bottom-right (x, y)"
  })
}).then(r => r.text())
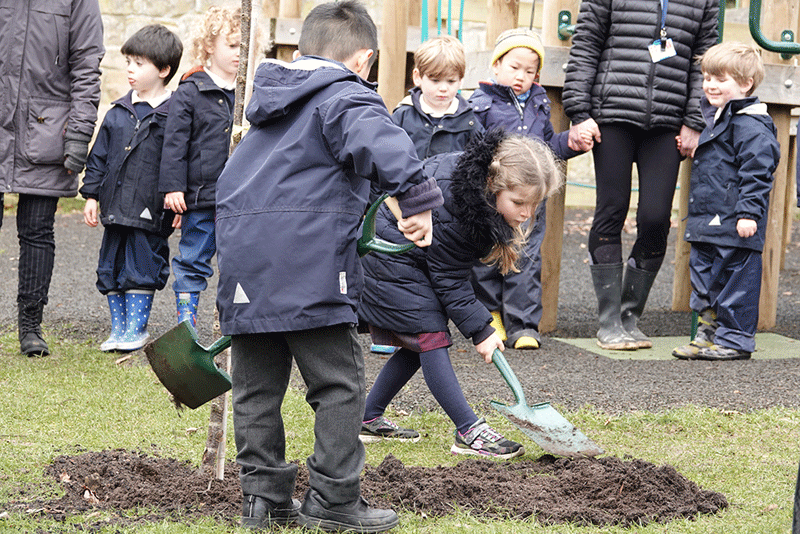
top-left (1, 330), bottom-right (799, 534)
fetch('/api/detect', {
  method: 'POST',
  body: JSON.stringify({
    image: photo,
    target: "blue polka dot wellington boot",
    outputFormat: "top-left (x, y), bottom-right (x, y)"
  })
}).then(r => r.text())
top-left (100, 292), bottom-right (126, 352)
top-left (116, 289), bottom-right (154, 352)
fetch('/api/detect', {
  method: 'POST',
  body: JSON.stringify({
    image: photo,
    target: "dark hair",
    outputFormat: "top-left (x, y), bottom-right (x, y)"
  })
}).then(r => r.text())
top-left (298, 1), bottom-right (377, 66)
top-left (121, 24), bottom-right (183, 85)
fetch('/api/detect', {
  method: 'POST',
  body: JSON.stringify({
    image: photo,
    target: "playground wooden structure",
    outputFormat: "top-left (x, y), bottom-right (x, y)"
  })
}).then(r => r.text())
top-left (251, 0), bottom-right (799, 333)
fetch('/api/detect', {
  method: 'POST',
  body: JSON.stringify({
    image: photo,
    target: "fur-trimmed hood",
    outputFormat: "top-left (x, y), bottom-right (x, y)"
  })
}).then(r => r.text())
top-left (434, 128), bottom-right (516, 255)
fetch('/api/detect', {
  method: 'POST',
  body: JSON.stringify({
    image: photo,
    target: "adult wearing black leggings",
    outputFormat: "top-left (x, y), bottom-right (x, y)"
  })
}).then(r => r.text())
top-left (562, 0), bottom-right (719, 350)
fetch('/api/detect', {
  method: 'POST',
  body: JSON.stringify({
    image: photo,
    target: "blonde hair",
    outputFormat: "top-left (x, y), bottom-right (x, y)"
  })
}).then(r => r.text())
top-left (482, 136), bottom-right (563, 274)
top-left (700, 42), bottom-right (765, 96)
top-left (414, 34), bottom-right (466, 80)
top-left (191, 5), bottom-right (241, 66)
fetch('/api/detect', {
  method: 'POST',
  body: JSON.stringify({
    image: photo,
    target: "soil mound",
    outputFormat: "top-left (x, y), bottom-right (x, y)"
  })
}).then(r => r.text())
top-left (9, 449), bottom-right (727, 529)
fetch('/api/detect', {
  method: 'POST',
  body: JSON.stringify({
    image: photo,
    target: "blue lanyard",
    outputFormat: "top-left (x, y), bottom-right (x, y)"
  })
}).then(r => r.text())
top-left (659, 0), bottom-right (669, 48)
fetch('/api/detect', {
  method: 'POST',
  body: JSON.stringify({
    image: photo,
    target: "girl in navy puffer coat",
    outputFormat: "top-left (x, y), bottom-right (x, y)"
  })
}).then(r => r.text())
top-left (358, 130), bottom-right (563, 458)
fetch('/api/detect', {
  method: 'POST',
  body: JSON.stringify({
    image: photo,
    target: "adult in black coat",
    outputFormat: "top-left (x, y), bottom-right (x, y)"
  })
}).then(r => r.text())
top-left (562, 0), bottom-right (719, 351)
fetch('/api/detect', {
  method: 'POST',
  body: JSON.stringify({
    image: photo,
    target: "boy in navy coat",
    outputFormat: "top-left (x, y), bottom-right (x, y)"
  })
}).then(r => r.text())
top-left (673, 42), bottom-right (780, 361)
top-left (214, 1), bottom-right (442, 531)
top-left (81, 25), bottom-right (182, 352)
top-left (391, 34), bottom-right (483, 160)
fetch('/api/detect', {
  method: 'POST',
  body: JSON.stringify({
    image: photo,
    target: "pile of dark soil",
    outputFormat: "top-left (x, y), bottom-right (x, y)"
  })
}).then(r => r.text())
top-left (9, 449), bottom-right (726, 529)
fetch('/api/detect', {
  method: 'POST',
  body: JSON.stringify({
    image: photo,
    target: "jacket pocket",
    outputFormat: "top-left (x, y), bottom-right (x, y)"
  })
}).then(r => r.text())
top-left (24, 97), bottom-right (70, 164)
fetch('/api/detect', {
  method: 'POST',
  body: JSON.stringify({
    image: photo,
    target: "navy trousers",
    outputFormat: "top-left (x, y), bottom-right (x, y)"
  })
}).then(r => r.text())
top-left (95, 225), bottom-right (170, 294)
top-left (230, 324), bottom-right (366, 507)
top-left (689, 242), bottom-right (761, 353)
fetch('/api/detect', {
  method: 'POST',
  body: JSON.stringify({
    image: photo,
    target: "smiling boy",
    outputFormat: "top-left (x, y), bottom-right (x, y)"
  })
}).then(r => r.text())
top-left (673, 42), bottom-right (780, 361)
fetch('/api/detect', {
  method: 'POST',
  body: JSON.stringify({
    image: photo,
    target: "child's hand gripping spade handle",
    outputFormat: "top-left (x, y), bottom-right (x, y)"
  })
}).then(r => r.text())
top-left (357, 194), bottom-right (418, 257)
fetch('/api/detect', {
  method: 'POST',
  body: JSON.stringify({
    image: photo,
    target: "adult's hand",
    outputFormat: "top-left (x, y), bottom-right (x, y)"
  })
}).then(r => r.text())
top-left (64, 132), bottom-right (92, 174)
top-left (568, 118), bottom-right (601, 152)
top-left (678, 125), bottom-right (701, 158)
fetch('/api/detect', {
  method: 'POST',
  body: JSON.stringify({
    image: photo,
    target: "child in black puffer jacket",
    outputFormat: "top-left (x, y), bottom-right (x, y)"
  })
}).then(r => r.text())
top-left (358, 129), bottom-right (563, 458)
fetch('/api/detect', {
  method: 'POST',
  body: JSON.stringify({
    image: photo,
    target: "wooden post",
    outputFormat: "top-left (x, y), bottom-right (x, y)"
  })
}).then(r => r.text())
top-left (671, 161), bottom-right (692, 311)
top-left (278, 0), bottom-right (301, 18)
top-left (378, 0), bottom-right (408, 109)
top-left (760, 104), bottom-right (792, 329)
top-left (486, 0), bottom-right (519, 44)
top-left (538, 0), bottom-right (579, 333)
top-left (261, 0), bottom-right (278, 18)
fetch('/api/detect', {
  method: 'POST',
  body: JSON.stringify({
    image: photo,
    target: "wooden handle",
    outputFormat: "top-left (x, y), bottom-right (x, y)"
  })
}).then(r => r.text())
top-left (383, 196), bottom-right (403, 220)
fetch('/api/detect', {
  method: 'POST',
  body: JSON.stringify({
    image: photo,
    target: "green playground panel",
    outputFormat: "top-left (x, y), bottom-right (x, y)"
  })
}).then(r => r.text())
top-left (552, 333), bottom-right (799, 361)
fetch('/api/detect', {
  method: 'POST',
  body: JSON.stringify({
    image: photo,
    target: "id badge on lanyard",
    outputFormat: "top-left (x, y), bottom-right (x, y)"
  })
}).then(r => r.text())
top-left (648, 0), bottom-right (676, 62)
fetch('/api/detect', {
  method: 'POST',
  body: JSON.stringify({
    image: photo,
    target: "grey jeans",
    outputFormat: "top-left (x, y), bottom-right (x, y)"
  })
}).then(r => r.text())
top-left (230, 324), bottom-right (366, 506)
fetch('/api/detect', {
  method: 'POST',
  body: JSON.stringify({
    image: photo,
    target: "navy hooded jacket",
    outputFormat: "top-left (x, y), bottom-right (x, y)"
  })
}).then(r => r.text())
top-left (685, 96), bottom-right (780, 252)
top-left (359, 130), bottom-right (517, 344)
top-left (469, 82), bottom-right (580, 161)
top-left (215, 57), bottom-right (443, 335)
top-left (159, 68), bottom-right (234, 210)
top-left (80, 90), bottom-right (174, 236)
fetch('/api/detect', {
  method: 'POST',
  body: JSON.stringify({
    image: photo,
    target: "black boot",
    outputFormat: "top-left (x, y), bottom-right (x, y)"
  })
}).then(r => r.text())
top-left (298, 489), bottom-right (399, 533)
top-left (241, 494), bottom-right (300, 529)
top-left (18, 300), bottom-right (50, 357)
top-left (590, 263), bottom-right (638, 350)
top-left (620, 263), bottom-right (658, 349)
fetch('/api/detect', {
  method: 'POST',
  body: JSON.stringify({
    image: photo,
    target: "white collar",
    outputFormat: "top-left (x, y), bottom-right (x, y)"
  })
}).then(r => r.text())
top-left (418, 95), bottom-right (459, 118)
top-left (131, 89), bottom-right (171, 108)
top-left (205, 67), bottom-right (236, 91)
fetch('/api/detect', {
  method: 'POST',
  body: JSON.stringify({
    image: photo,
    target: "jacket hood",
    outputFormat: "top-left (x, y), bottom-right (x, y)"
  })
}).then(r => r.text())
top-left (447, 128), bottom-right (516, 249)
top-left (245, 56), bottom-right (376, 126)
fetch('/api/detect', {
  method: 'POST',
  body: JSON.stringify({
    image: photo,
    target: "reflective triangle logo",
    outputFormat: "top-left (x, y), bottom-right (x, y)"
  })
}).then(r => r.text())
top-left (139, 207), bottom-right (152, 220)
top-left (709, 214), bottom-right (721, 226)
top-left (233, 283), bottom-right (250, 304)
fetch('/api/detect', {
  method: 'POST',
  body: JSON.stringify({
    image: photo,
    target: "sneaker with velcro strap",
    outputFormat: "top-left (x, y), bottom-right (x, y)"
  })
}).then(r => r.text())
top-left (359, 415), bottom-right (421, 443)
top-left (451, 417), bottom-right (524, 459)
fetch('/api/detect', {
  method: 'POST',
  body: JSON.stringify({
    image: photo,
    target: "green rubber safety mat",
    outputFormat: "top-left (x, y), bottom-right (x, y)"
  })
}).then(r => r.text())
top-left (552, 333), bottom-right (799, 360)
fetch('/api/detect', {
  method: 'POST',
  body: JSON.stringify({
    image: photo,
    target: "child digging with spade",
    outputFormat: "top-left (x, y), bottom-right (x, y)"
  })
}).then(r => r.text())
top-left (358, 129), bottom-right (562, 458)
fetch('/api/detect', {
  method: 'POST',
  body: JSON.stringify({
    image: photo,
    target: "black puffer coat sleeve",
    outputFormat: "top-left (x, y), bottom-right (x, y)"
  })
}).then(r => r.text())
top-left (683, 0), bottom-right (721, 132)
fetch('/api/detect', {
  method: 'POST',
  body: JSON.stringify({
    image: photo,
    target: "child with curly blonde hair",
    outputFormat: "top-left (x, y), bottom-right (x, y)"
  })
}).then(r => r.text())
top-left (159, 5), bottom-right (241, 328)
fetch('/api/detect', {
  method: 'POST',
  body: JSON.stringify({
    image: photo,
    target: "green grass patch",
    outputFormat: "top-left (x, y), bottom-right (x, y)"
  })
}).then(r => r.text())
top-left (0, 331), bottom-right (797, 533)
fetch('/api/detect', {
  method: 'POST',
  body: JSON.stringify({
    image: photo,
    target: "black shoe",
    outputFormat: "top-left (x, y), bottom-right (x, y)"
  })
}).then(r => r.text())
top-left (298, 490), bottom-right (398, 533)
top-left (19, 300), bottom-right (49, 357)
top-left (694, 344), bottom-right (751, 361)
top-left (241, 494), bottom-right (300, 529)
top-left (20, 331), bottom-right (50, 357)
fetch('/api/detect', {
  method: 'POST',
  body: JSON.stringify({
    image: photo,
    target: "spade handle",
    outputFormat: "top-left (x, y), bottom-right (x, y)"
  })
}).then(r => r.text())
top-left (492, 349), bottom-right (528, 407)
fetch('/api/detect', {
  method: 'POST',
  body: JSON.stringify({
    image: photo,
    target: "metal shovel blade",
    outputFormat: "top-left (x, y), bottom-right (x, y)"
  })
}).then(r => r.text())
top-left (143, 321), bottom-right (232, 409)
top-left (491, 349), bottom-right (604, 458)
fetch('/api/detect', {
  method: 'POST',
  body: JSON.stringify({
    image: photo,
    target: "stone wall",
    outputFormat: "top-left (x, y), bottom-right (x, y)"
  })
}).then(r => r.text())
top-left (95, 1), bottom-right (383, 116)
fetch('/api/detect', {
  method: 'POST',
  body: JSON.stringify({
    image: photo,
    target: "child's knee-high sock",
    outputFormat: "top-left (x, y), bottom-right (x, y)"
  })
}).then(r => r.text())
top-left (100, 292), bottom-right (126, 352)
top-left (419, 347), bottom-right (477, 434)
top-left (363, 348), bottom-right (420, 421)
